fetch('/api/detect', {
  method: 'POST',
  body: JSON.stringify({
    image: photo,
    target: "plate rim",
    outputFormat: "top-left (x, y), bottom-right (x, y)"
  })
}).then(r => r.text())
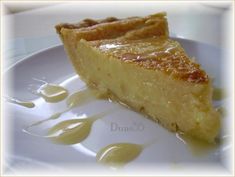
top-left (3, 44), bottom-right (62, 73)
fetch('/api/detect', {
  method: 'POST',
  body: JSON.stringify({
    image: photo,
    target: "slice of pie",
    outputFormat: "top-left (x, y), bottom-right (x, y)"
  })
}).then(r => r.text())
top-left (56, 12), bottom-right (220, 142)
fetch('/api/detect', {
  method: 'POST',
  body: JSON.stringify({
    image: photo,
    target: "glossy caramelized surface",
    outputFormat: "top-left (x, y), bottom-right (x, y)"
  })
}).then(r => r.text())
top-left (91, 37), bottom-right (209, 84)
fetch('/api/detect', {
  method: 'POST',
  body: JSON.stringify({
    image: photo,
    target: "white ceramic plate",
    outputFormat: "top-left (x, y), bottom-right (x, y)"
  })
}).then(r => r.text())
top-left (3, 38), bottom-right (230, 175)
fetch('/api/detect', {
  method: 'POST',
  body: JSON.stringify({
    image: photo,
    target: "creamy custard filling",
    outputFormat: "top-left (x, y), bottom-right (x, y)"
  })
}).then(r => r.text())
top-left (72, 39), bottom-right (220, 142)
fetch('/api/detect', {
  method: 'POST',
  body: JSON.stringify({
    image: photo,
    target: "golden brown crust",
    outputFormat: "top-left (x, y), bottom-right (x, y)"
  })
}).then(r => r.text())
top-left (55, 17), bottom-right (120, 34)
top-left (56, 12), bottom-right (168, 41)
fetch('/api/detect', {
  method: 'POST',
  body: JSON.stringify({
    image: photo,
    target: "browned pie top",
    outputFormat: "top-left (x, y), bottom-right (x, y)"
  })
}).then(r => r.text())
top-left (56, 12), bottom-right (209, 84)
top-left (89, 37), bottom-right (208, 84)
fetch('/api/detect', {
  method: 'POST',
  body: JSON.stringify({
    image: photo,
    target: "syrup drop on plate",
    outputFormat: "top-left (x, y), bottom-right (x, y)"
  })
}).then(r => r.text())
top-left (4, 97), bottom-right (35, 108)
top-left (96, 143), bottom-right (143, 168)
